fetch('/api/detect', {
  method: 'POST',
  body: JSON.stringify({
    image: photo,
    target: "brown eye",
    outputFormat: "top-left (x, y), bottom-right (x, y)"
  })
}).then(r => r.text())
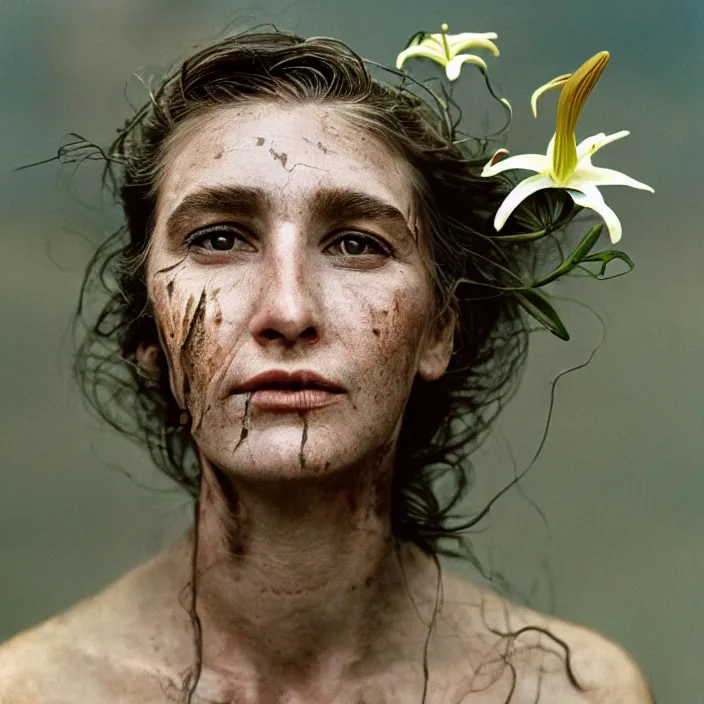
top-left (186, 227), bottom-right (254, 253)
top-left (340, 237), bottom-right (366, 255)
top-left (209, 234), bottom-right (235, 251)
top-left (327, 234), bottom-right (389, 257)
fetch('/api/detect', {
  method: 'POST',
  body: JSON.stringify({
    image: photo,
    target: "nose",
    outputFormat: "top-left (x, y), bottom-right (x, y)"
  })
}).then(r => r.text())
top-left (248, 235), bottom-right (320, 348)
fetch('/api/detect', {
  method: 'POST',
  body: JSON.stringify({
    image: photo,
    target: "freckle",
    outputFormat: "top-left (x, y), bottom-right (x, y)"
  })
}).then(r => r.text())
top-left (256, 137), bottom-right (265, 146)
top-left (372, 328), bottom-right (380, 337)
top-left (214, 312), bottom-right (223, 325)
top-left (381, 310), bottom-right (389, 316)
top-left (213, 148), bottom-right (224, 160)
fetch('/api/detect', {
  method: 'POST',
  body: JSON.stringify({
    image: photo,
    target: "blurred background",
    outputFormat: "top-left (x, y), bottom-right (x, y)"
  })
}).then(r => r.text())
top-left (0, 0), bottom-right (701, 701)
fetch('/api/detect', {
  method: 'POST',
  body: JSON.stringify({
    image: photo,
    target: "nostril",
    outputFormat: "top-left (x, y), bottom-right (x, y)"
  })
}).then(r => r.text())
top-left (301, 326), bottom-right (318, 342)
top-left (254, 325), bottom-right (319, 345)
top-left (261, 328), bottom-right (283, 341)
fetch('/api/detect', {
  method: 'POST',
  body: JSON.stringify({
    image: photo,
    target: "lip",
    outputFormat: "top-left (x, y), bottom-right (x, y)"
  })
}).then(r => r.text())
top-left (229, 369), bottom-right (345, 412)
top-left (248, 388), bottom-right (342, 412)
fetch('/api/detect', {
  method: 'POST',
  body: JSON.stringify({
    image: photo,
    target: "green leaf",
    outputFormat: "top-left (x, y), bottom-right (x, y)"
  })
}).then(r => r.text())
top-left (405, 30), bottom-right (428, 48)
top-left (493, 228), bottom-right (547, 242)
top-left (565, 224), bottom-right (604, 265)
top-left (532, 224), bottom-right (604, 287)
top-left (580, 250), bottom-right (635, 278)
top-left (513, 288), bottom-right (570, 341)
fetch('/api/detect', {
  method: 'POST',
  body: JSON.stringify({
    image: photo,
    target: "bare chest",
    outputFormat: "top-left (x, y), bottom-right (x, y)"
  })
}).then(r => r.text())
top-left (60, 655), bottom-right (581, 704)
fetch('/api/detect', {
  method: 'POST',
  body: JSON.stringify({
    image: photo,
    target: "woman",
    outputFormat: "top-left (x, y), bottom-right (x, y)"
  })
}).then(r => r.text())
top-left (0, 28), bottom-right (653, 703)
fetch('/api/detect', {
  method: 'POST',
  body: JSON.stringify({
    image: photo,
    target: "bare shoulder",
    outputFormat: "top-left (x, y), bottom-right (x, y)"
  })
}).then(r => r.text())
top-left (0, 551), bottom-right (185, 703)
top-left (0, 611), bottom-right (88, 703)
top-left (533, 611), bottom-right (655, 703)
top-left (438, 569), bottom-right (655, 704)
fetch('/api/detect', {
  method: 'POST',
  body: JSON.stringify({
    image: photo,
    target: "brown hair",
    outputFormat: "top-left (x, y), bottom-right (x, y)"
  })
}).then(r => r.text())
top-left (73, 26), bottom-right (575, 560)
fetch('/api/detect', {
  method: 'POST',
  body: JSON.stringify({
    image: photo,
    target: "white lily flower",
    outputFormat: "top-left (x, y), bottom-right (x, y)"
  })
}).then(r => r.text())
top-left (481, 51), bottom-right (653, 244)
top-left (396, 23), bottom-right (499, 81)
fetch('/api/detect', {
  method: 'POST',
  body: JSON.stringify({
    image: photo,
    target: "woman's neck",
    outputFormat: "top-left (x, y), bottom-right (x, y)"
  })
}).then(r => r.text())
top-left (165, 446), bottom-right (442, 695)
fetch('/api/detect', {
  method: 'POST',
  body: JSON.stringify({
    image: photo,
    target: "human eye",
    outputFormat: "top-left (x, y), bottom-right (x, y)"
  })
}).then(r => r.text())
top-left (324, 232), bottom-right (392, 259)
top-left (184, 225), bottom-right (256, 254)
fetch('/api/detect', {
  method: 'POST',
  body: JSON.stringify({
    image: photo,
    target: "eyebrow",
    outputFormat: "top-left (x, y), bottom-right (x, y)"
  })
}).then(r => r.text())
top-left (163, 184), bottom-right (413, 239)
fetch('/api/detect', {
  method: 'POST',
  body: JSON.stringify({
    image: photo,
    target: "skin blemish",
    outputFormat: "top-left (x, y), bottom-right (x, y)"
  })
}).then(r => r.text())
top-left (213, 148), bottom-right (224, 160)
top-left (372, 328), bottom-right (380, 337)
top-left (256, 136), bottom-right (265, 146)
top-left (299, 414), bottom-right (308, 470)
top-left (232, 392), bottom-right (252, 454)
top-left (316, 141), bottom-right (329, 154)
top-left (166, 279), bottom-right (174, 299)
top-left (178, 289), bottom-right (207, 422)
top-left (211, 288), bottom-right (223, 325)
top-left (269, 147), bottom-right (288, 169)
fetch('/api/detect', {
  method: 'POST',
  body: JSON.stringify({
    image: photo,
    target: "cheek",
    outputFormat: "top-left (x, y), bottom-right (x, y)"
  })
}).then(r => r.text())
top-left (151, 278), bottom-right (227, 425)
top-left (341, 280), bottom-right (430, 398)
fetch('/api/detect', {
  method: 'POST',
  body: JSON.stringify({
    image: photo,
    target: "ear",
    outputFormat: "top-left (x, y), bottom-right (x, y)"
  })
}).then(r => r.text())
top-left (418, 305), bottom-right (456, 382)
top-left (136, 342), bottom-right (162, 379)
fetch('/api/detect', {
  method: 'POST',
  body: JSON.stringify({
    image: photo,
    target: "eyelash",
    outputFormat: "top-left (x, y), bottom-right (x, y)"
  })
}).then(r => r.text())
top-left (183, 225), bottom-right (392, 257)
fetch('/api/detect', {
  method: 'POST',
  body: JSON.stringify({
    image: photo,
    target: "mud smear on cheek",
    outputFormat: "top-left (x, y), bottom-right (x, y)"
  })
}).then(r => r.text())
top-left (178, 289), bottom-right (208, 430)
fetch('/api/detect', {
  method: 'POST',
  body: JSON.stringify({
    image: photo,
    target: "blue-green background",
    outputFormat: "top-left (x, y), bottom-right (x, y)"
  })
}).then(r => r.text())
top-left (1, 1), bottom-right (701, 701)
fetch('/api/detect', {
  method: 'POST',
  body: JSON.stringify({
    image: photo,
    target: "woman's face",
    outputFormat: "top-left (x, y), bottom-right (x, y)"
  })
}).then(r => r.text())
top-left (145, 102), bottom-right (453, 479)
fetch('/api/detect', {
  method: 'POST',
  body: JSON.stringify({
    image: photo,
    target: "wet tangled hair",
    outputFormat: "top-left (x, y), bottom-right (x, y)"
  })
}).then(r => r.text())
top-left (73, 26), bottom-right (579, 562)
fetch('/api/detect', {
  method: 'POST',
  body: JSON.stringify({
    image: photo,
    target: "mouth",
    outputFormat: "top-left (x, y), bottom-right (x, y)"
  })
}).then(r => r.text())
top-left (249, 387), bottom-right (342, 412)
top-left (231, 370), bottom-right (345, 413)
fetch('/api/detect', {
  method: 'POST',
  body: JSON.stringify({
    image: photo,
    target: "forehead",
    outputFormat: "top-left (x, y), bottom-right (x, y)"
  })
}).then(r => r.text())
top-left (156, 102), bottom-right (417, 221)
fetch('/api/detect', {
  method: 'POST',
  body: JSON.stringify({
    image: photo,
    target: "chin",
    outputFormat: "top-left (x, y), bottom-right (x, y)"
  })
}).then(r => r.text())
top-left (195, 422), bottom-right (366, 480)
top-left (193, 398), bottom-right (402, 480)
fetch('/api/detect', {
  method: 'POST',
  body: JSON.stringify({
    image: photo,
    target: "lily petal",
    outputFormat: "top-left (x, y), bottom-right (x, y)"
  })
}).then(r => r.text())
top-left (576, 130), bottom-right (630, 160)
top-left (568, 185), bottom-right (623, 244)
top-left (481, 153), bottom-right (548, 177)
top-left (530, 73), bottom-right (572, 118)
top-left (571, 166), bottom-right (654, 192)
top-left (396, 44), bottom-right (446, 70)
top-left (553, 52), bottom-right (610, 182)
top-left (445, 53), bottom-right (488, 80)
top-left (447, 34), bottom-right (500, 56)
top-left (494, 174), bottom-right (556, 231)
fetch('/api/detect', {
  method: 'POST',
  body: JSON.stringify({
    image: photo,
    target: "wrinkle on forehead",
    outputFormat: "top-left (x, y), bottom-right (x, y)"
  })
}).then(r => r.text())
top-left (153, 102), bottom-right (415, 211)
top-left (149, 101), bottom-right (435, 284)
